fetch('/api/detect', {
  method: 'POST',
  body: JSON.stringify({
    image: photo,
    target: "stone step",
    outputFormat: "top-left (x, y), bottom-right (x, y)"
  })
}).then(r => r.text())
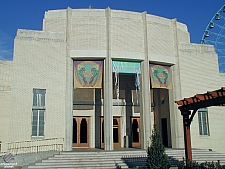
top-left (170, 154), bottom-right (225, 157)
top-left (53, 154), bottom-right (147, 158)
top-left (28, 166), bottom-right (128, 169)
top-left (170, 152), bottom-right (222, 154)
top-left (27, 163), bottom-right (128, 169)
top-left (60, 149), bottom-right (221, 155)
top-left (35, 161), bottom-right (127, 166)
top-left (59, 151), bottom-right (146, 155)
top-left (55, 151), bottom-right (225, 162)
top-left (24, 149), bottom-right (225, 169)
top-left (42, 158), bottom-right (125, 162)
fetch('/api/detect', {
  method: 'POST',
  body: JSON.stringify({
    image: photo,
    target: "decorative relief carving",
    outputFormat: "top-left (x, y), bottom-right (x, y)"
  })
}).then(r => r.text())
top-left (0, 85), bottom-right (11, 91)
top-left (16, 30), bottom-right (66, 42)
top-left (147, 21), bottom-right (171, 28)
top-left (15, 36), bottom-right (66, 42)
top-left (179, 44), bottom-right (216, 53)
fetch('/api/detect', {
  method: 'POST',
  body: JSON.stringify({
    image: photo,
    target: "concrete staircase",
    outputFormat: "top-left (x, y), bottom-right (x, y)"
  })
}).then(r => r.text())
top-left (22, 149), bottom-right (225, 169)
top-left (166, 149), bottom-right (225, 165)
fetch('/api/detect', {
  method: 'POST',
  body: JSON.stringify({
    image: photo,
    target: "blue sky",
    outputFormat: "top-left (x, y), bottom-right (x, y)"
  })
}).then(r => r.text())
top-left (0, 0), bottom-right (224, 60)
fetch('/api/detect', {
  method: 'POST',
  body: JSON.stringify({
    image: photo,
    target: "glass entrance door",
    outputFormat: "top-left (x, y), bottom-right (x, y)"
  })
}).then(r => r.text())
top-left (113, 117), bottom-right (120, 148)
top-left (73, 117), bottom-right (89, 147)
top-left (131, 117), bottom-right (141, 147)
top-left (101, 117), bottom-right (121, 148)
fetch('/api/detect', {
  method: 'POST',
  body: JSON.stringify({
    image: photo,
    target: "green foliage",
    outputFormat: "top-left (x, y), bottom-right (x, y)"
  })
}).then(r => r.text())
top-left (177, 158), bottom-right (199, 169)
top-left (146, 124), bottom-right (170, 169)
top-left (177, 158), bottom-right (225, 169)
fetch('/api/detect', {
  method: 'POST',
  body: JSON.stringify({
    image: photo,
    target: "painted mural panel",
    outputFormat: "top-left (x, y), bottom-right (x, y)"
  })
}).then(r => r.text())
top-left (74, 61), bottom-right (103, 88)
top-left (150, 64), bottom-right (172, 89)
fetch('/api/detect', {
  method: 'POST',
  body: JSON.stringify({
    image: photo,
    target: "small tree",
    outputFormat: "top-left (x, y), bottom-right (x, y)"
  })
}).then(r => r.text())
top-left (146, 124), bottom-right (170, 169)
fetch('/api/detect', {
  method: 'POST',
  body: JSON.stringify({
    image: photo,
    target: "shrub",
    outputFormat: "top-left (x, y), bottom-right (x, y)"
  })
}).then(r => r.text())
top-left (177, 158), bottom-right (225, 169)
top-left (146, 124), bottom-right (170, 169)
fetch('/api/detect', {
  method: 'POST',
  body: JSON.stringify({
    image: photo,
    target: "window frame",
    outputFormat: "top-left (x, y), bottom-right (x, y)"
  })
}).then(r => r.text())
top-left (32, 89), bottom-right (46, 139)
top-left (198, 108), bottom-right (210, 136)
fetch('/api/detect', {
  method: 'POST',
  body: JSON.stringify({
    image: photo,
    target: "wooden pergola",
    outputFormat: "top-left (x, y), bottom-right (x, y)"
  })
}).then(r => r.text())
top-left (175, 87), bottom-right (225, 163)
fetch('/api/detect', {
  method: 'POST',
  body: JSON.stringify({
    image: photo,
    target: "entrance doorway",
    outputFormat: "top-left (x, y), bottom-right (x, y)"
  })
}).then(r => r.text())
top-left (161, 118), bottom-right (168, 147)
top-left (131, 117), bottom-right (141, 147)
top-left (101, 117), bottom-right (121, 148)
top-left (73, 117), bottom-right (89, 147)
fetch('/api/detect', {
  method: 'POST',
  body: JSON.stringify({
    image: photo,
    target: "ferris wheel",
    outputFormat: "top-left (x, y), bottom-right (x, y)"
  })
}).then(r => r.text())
top-left (201, 5), bottom-right (225, 72)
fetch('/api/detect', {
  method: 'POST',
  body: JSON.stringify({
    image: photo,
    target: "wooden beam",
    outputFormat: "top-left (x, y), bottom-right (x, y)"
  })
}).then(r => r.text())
top-left (179, 96), bottom-right (225, 110)
top-left (182, 111), bottom-right (192, 163)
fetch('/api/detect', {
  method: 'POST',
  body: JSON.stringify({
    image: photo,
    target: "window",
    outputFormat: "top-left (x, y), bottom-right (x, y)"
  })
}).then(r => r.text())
top-left (198, 108), bottom-right (210, 136)
top-left (32, 89), bottom-right (46, 137)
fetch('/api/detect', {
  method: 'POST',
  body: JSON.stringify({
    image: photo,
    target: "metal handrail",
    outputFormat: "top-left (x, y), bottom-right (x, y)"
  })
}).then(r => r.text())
top-left (0, 138), bottom-right (64, 156)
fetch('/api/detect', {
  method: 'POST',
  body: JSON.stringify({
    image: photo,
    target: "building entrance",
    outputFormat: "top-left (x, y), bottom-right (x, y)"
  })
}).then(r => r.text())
top-left (72, 117), bottom-right (89, 147)
top-left (161, 118), bottom-right (168, 147)
top-left (101, 117), bottom-right (121, 148)
top-left (131, 117), bottom-right (141, 147)
top-left (153, 88), bottom-right (172, 148)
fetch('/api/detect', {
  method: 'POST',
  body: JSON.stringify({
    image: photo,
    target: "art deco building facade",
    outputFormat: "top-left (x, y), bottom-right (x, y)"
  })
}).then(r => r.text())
top-left (1, 8), bottom-right (225, 153)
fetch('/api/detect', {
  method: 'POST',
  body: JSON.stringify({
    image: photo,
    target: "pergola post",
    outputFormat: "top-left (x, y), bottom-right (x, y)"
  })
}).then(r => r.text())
top-left (175, 87), bottom-right (225, 164)
top-left (181, 109), bottom-right (192, 163)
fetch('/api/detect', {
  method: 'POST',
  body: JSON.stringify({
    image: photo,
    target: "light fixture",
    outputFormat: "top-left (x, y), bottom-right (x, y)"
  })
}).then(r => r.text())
top-left (151, 102), bottom-right (155, 111)
top-left (151, 103), bottom-right (155, 108)
top-left (161, 99), bottom-right (165, 104)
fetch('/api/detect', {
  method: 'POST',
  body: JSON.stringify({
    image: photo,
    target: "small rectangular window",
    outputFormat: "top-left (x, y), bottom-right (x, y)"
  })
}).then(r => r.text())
top-left (198, 108), bottom-right (210, 136)
top-left (33, 89), bottom-right (46, 108)
top-left (32, 89), bottom-right (46, 137)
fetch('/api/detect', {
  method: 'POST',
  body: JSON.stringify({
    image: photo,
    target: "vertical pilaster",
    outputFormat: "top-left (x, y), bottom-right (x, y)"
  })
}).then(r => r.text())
top-left (65, 7), bottom-right (73, 151)
top-left (140, 12), bottom-right (152, 149)
top-left (171, 18), bottom-right (183, 148)
top-left (104, 7), bottom-right (113, 150)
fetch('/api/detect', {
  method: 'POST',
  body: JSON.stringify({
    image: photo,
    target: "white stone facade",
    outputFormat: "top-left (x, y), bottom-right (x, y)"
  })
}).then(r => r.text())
top-left (0, 61), bottom-right (12, 150)
top-left (0, 8), bottom-right (225, 154)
